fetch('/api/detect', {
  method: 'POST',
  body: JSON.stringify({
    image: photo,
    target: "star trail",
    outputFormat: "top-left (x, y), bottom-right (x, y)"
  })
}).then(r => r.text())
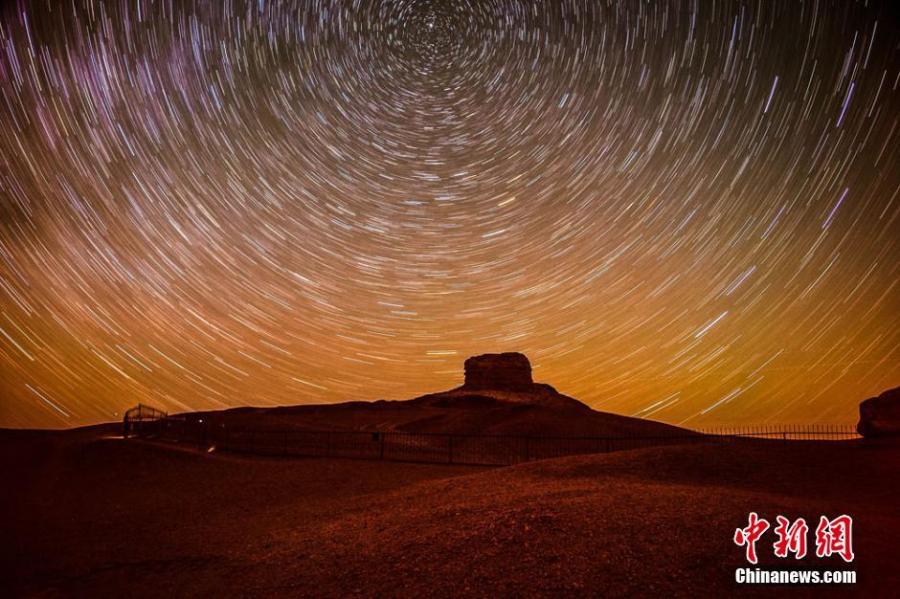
top-left (1, 0), bottom-right (898, 429)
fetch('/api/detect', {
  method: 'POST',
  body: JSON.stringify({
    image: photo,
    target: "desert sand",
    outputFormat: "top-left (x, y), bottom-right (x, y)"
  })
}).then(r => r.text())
top-left (3, 425), bottom-right (898, 598)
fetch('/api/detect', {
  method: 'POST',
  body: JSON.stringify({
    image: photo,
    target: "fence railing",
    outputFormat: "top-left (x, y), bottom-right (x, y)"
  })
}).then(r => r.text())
top-left (126, 415), bottom-right (861, 467)
top-left (685, 425), bottom-right (860, 442)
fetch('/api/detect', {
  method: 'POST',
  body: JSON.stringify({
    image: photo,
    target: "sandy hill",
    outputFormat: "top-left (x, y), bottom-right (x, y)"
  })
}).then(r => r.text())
top-left (187, 352), bottom-right (684, 437)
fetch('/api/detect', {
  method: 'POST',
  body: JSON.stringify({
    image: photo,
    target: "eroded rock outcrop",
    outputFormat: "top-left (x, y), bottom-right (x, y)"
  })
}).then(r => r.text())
top-left (463, 352), bottom-right (534, 392)
top-left (405, 352), bottom-right (589, 411)
top-left (857, 386), bottom-right (900, 438)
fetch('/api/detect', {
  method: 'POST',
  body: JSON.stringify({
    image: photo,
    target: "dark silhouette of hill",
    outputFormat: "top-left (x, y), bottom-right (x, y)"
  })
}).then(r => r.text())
top-left (188, 352), bottom-right (685, 437)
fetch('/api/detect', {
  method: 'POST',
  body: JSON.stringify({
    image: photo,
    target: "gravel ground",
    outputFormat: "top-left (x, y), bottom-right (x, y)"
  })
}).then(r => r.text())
top-left (2, 428), bottom-right (897, 597)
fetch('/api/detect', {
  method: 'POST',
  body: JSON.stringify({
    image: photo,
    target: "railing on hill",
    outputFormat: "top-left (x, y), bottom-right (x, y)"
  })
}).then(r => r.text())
top-left (126, 410), bottom-right (861, 467)
top-left (689, 425), bottom-right (861, 442)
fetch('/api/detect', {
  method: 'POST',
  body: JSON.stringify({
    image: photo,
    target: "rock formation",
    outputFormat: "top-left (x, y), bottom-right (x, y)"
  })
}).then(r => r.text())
top-left (462, 352), bottom-right (534, 392)
top-left (405, 352), bottom-right (588, 411)
top-left (857, 386), bottom-right (900, 438)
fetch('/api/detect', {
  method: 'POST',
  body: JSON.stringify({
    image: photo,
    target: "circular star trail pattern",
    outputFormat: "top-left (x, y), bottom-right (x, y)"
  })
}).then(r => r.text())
top-left (1, 0), bottom-right (898, 428)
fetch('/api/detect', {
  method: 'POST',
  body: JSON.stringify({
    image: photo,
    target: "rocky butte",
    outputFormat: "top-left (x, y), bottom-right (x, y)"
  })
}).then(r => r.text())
top-left (411, 352), bottom-right (591, 411)
top-left (462, 352), bottom-right (535, 392)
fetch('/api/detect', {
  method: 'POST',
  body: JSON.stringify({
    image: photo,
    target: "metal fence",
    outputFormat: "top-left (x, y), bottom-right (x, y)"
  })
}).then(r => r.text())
top-left (128, 412), bottom-right (861, 467)
top-left (688, 424), bottom-right (861, 442)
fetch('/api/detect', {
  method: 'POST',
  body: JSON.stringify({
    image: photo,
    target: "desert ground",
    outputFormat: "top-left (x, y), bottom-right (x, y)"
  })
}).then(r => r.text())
top-left (3, 426), bottom-right (898, 598)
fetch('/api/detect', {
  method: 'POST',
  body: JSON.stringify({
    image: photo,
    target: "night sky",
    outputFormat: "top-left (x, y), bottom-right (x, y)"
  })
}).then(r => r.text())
top-left (1, 0), bottom-right (898, 429)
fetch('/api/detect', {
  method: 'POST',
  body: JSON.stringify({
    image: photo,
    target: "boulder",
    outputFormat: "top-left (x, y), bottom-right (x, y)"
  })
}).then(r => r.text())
top-left (463, 352), bottom-right (534, 392)
top-left (857, 387), bottom-right (900, 438)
